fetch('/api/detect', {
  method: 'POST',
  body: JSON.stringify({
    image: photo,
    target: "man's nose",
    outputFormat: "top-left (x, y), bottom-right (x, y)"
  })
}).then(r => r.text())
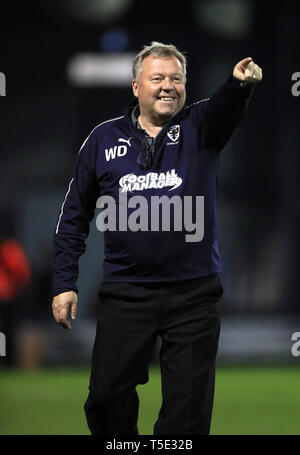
top-left (161, 78), bottom-right (174, 91)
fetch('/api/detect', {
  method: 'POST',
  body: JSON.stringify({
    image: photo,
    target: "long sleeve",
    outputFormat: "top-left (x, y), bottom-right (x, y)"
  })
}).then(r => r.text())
top-left (202, 74), bottom-right (254, 153)
top-left (52, 131), bottom-right (99, 297)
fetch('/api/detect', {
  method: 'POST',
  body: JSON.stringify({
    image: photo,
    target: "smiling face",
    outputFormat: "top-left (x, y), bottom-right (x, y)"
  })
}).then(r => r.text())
top-left (132, 55), bottom-right (186, 125)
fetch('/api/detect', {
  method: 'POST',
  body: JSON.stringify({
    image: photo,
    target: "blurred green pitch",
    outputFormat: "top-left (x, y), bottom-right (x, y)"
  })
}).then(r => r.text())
top-left (0, 366), bottom-right (300, 435)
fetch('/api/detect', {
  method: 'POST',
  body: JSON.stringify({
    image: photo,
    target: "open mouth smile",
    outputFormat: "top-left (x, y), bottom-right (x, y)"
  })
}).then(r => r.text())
top-left (157, 96), bottom-right (176, 103)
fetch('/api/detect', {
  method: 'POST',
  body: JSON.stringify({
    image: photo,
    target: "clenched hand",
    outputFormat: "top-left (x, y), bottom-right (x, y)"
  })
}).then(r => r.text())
top-left (52, 290), bottom-right (78, 330)
top-left (233, 57), bottom-right (263, 87)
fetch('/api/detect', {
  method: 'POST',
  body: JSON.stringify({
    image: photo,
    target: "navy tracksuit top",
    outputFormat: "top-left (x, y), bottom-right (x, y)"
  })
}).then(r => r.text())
top-left (53, 75), bottom-right (253, 296)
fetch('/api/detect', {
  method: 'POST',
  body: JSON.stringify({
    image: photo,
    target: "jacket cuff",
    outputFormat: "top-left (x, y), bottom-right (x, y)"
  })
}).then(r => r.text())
top-left (231, 74), bottom-right (255, 95)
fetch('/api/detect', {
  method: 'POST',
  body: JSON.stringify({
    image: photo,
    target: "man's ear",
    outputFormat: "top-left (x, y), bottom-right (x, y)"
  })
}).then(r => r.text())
top-left (132, 79), bottom-right (138, 98)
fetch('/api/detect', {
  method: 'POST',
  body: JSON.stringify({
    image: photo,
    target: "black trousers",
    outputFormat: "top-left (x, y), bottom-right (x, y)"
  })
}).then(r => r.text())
top-left (84, 274), bottom-right (223, 435)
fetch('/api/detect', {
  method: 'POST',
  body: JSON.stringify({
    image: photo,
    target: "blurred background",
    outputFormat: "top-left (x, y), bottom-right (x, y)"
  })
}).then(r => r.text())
top-left (0, 0), bottom-right (300, 435)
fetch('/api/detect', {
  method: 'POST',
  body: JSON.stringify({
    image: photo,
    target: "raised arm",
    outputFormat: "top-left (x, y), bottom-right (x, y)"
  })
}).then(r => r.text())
top-left (202, 57), bottom-right (262, 153)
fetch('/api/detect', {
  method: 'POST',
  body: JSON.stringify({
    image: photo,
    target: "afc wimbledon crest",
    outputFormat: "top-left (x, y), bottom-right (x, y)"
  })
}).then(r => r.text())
top-left (167, 125), bottom-right (180, 142)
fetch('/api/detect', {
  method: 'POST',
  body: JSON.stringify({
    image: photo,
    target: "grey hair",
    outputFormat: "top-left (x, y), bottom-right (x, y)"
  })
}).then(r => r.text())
top-left (132, 41), bottom-right (187, 81)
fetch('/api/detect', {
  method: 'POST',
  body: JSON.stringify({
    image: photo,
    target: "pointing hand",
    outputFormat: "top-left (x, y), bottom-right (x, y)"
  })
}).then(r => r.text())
top-left (233, 57), bottom-right (263, 87)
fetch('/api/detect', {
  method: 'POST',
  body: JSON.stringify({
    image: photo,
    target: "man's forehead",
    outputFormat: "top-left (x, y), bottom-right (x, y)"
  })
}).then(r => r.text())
top-left (141, 55), bottom-right (184, 73)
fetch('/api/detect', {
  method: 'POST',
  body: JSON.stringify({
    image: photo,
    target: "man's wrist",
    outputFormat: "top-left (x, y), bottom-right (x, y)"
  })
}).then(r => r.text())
top-left (232, 74), bottom-right (247, 87)
top-left (53, 288), bottom-right (78, 298)
top-left (231, 74), bottom-right (254, 95)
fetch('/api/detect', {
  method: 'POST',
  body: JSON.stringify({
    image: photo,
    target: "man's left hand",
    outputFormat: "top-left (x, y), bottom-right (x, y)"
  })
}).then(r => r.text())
top-left (233, 57), bottom-right (263, 87)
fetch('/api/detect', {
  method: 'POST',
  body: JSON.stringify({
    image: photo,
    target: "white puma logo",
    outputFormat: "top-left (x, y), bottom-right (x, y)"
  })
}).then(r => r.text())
top-left (118, 137), bottom-right (132, 147)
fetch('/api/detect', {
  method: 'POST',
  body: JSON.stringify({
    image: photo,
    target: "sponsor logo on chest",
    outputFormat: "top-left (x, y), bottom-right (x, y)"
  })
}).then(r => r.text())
top-left (119, 169), bottom-right (182, 192)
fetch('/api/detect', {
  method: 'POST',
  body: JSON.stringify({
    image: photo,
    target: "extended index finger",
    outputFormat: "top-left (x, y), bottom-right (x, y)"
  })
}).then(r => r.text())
top-left (239, 57), bottom-right (253, 70)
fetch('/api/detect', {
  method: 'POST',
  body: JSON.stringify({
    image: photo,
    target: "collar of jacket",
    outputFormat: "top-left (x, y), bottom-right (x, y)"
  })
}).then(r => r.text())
top-left (121, 99), bottom-right (188, 147)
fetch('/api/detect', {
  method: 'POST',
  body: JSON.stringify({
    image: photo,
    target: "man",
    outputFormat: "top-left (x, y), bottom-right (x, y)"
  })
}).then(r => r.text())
top-left (52, 42), bottom-right (262, 435)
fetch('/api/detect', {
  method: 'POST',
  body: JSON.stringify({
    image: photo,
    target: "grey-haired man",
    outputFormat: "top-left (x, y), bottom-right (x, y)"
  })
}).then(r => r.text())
top-left (52, 42), bottom-right (262, 434)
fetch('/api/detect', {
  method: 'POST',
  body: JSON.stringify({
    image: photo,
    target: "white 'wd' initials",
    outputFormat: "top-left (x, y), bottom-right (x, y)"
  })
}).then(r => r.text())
top-left (105, 145), bottom-right (127, 161)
